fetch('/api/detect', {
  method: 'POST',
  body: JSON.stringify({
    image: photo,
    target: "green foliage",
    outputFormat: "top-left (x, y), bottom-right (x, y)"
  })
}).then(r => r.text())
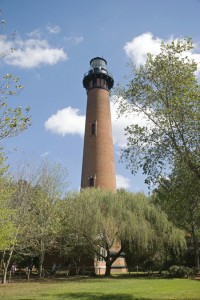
top-left (0, 73), bottom-right (31, 140)
top-left (116, 37), bottom-right (200, 185)
top-left (118, 190), bottom-right (186, 255)
top-left (152, 162), bottom-right (200, 269)
top-left (62, 188), bottom-right (186, 276)
top-left (0, 149), bottom-right (8, 175)
top-left (0, 159), bottom-right (68, 282)
top-left (0, 17), bottom-right (31, 283)
top-left (0, 19), bottom-right (31, 178)
top-left (169, 265), bottom-right (195, 278)
top-left (14, 160), bottom-right (68, 277)
top-left (153, 164), bottom-right (200, 230)
top-left (0, 177), bottom-right (16, 251)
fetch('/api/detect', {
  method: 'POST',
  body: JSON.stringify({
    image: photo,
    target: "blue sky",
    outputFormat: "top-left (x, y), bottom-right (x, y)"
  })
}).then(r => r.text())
top-left (1, 0), bottom-right (200, 193)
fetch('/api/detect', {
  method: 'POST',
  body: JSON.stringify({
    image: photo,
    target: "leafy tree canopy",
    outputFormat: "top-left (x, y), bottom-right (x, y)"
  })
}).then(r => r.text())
top-left (116, 37), bottom-right (200, 185)
top-left (62, 188), bottom-right (186, 275)
top-left (0, 19), bottom-right (31, 175)
top-left (0, 19), bottom-right (31, 142)
top-left (0, 177), bottom-right (16, 251)
top-left (152, 162), bottom-right (200, 269)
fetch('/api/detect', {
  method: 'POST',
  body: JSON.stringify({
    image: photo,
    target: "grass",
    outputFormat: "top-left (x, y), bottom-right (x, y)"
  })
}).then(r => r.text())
top-left (0, 276), bottom-right (200, 300)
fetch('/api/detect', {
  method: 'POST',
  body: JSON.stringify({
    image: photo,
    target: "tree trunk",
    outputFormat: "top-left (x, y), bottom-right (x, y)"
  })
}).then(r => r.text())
top-left (39, 240), bottom-right (45, 278)
top-left (194, 248), bottom-right (199, 271)
top-left (26, 268), bottom-right (30, 281)
top-left (1, 248), bottom-right (14, 284)
top-left (104, 257), bottom-right (112, 277)
top-left (38, 252), bottom-right (45, 278)
top-left (38, 258), bottom-right (44, 278)
top-left (104, 246), bottom-right (122, 276)
top-left (191, 221), bottom-right (200, 270)
top-left (2, 268), bottom-right (7, 284)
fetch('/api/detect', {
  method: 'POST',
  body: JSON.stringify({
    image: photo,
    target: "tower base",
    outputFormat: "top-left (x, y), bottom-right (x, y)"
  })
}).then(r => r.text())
top-left (95, 257), bottom-right (127, 275)
top-left (94, 245), bottom-right (127, 275)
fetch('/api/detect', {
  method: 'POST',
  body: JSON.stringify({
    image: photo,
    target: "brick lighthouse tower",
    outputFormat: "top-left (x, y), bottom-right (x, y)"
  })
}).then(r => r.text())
top-left (81, 57), bottom-right (116, 191)
top-left (81, 57), bottom-right (127, 274)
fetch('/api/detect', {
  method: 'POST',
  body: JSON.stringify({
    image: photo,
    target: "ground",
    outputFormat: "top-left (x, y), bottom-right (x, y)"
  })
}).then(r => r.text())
top-left (0, 275), bottom-right (200, 300)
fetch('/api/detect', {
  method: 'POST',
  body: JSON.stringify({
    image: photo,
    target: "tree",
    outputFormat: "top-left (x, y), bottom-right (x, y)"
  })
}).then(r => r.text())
top-left (0, 73), bottom-right (31, 140)
top-left (116, 38), bottom-right (200, 186)
top-left (60, 233), bottom-right (92, 275)
top-left (0, 18), bottom-right (31, 282)
top-left (152, 162), bottom-right (200, 269)
top-left (0, 19), bottom-right (31, 143)
top-left (0, 178), bottom-right (32, 284)
top-left (15, 160), bottom-right (68, 278)
top-left (0, 178), bottom-right (33, 284)
top-left (62, 188), bottom-right (186, 276)
top-left (0, 159), bottom-right (68, 283)
top-left (0, 18), bottom-right (31, 176)
top-left (21, 186), bottom-right (60, 278)
top-left (0, 177), bottom-right (16, 253)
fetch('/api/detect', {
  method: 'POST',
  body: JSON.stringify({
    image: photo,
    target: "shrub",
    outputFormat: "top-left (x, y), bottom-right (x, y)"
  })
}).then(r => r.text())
top-left (168, 265), bottom-right (194, 277)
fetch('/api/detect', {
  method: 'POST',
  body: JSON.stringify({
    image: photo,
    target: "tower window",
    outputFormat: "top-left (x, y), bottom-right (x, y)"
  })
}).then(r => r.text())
top-left (90, 121), bottom-right (97, 136)
top-left (89, 176), bottom-right (95, 187)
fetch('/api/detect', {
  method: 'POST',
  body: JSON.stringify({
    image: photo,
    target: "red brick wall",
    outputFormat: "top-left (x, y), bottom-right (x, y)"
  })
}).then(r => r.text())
top-left (81, 88), bottom-right (116, 191)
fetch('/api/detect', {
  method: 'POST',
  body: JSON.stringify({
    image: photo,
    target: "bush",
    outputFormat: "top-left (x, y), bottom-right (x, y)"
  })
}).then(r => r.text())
top-left (168, 265), bottom-right (194, 277)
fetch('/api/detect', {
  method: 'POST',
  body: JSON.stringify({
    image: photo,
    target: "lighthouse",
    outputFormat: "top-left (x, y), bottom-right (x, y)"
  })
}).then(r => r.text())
top-left (81, 57), bottom-right (127, 274)
top-left (81, 57), bottom-right (116, 191)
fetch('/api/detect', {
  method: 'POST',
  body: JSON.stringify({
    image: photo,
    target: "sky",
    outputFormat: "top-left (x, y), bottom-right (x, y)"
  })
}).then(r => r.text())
top-left (1, 0), bottom-right (200, 193)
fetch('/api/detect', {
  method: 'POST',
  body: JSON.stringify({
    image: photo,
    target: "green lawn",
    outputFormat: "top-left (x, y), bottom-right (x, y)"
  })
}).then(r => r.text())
top-left (0, 277), bottom-right (200, 300)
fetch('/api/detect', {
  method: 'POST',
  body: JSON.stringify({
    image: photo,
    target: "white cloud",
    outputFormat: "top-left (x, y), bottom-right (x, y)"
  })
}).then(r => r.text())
top-left (41, 151), bottom-right (50, 157)
top-left (110, 100), bottom-right (130, 148)
top-left (124, 32), bottom-right (162, 66)
top-left (44, 107), bottom-right (85, 137)
top-left (0, 35), bottom-right (13, 57)
top-left (1, 35), bottom-right (67, 68)
top-left (124, 32), bottom-right (200, 72)
top-left (26, 29), bottom-right (42, 38)
top-left (110, 96), bottom-right (151, 148)
top-left (44, 97), bottom-right (150, 149)
top-left (64, 36), bottom-right (84, 45)
top-left (46, 24), bottom-right (61, 34)
top-left (116, 174), bottom-right (131, 189)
